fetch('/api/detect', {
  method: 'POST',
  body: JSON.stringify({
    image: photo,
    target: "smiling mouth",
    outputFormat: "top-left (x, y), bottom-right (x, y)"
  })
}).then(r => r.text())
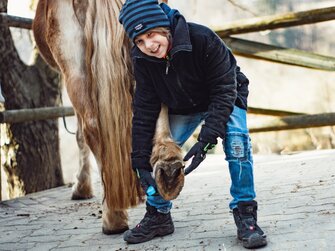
top-left (151, 45), bottom-right (160, 53)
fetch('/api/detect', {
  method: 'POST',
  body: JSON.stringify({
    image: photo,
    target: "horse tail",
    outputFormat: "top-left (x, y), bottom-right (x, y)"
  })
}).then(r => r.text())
top-left (84, 0), bottom-right (142, 210)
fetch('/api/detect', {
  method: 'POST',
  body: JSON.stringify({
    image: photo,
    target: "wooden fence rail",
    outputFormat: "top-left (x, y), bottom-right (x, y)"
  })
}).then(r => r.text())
top-left (0, 13), bottom-right (32, 29)
top-left (2, 6), bottom-right (335, 71)
top-left (3, 6), bottom-right (335, 34)
top-left (248, 107), bottom-right (304, 116)
top-left (2, 106), bottom-right (334, 134)
top-left (216, 6), bottom-right (335, 37)
top-left (0, 106), bottom-right (304, 124)
top-left (0, 107), bottom-right (74, 123)
top-left (249, 112), bottom-right (335, 133)
top-left (222, 37), bottom-right (335, 71)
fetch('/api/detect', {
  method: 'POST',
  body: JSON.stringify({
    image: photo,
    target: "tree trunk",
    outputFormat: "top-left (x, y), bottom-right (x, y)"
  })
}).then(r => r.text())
top-left (0, 0), bottom-right (64, 199)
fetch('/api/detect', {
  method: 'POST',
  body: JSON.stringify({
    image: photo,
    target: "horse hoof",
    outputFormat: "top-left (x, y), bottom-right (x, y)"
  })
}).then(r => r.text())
top-left (71, 193), bottom-right (94, 200)
top-left (155, 161), bottom-right (185, 200)
top-left (102, 226), bottom-right (129, 235)
top-left (71, 183), bottom-right (94, 200)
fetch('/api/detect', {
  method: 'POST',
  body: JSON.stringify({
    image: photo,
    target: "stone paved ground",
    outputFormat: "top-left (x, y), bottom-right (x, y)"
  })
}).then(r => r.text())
top-left (1, 150), bottom-right (335, 251)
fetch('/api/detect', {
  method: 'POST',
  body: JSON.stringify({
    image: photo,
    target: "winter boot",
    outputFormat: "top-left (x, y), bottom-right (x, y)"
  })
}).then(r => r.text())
top-left (233, 200), bottom-right (267, 249)
top-left (123, 203), bottom-right (174, 244)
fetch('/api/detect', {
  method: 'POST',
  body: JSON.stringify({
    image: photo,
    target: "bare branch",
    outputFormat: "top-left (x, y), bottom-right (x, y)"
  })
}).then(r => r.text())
top-left (226, 0), bottom-right (258, 17)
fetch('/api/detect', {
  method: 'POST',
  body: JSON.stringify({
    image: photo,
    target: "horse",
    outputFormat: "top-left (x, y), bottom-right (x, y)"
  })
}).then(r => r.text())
top-left (32, 0), bottom-right (185, 234)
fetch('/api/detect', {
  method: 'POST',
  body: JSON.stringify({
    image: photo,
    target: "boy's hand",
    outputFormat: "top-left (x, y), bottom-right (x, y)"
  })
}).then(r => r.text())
top-left (183, 141), bottom-right (216, 175)
top-left (136, 169), bottom-right (157, 196)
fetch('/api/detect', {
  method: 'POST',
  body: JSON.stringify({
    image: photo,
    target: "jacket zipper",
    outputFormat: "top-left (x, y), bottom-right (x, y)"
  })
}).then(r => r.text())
top-left (165, 55), bottom-right (170, 75)
top-left (165, 60), bottom-right (170, 75)
top-left (135, 54), bottom-right (196, 107)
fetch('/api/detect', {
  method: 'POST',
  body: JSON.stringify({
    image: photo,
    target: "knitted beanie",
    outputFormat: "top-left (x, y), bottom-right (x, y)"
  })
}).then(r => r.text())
top-left (119, 0), bottom-right (170, 41)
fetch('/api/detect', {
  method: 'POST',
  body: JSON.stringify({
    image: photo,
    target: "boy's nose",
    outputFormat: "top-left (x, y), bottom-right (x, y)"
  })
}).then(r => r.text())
top-left (144, 40), bottom-right (154, 50)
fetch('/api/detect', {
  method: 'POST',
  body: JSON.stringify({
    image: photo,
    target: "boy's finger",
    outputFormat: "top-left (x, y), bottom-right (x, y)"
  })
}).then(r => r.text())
top-left (183, 148), bottom-right (195, 161)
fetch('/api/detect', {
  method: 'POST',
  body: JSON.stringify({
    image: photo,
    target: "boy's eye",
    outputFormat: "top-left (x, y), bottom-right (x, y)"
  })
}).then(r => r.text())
top-left (135, 39), bottom-right (143, 45)
top-left (147, 32), bottom-right (152, 37)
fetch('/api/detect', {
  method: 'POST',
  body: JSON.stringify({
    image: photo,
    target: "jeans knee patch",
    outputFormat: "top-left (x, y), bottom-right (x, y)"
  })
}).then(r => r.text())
top-left (225, 133), bottom-right (249, 162)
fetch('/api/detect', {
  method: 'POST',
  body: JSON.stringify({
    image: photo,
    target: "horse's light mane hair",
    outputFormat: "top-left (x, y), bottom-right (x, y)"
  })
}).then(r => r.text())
top-left (84, 0), bottom-right (142, 209)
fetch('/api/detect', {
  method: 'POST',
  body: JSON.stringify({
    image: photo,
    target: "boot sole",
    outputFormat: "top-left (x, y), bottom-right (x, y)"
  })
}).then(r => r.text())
top-left (240, 233), bottom-right (267, 249)
top-left (102, 226), bottom-right (129, 235)
top-left (124, 226), bottom-right (174, 244)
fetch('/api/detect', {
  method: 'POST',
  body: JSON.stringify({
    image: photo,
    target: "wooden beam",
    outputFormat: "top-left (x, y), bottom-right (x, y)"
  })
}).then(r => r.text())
top-left (1, 106), bottom-right (334, 134)
top-left (248, 107), bottom-right (304, 116)
top-left (1, 14), bottom-right (334, 70)
top-left (215, 6), bottom-right (335, 37)
top-left (222, 37), bottom-right (335, 71)
top-left (3, 6), bottom-right (335, 34)
top-left (0, 105), bottom-right (303, 124)
top-left (0, 105), bottom-right (313, 124)
top-left (0, 13), bottom-right (32, 29)
top-left (249, 112), bottom-right (335, 133)
top-left (0, 107), bottom-right (74, 124)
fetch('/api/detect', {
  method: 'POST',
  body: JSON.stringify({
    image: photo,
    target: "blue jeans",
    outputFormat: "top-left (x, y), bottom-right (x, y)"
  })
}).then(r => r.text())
top-left (147, 105), bottom-right (256, 212)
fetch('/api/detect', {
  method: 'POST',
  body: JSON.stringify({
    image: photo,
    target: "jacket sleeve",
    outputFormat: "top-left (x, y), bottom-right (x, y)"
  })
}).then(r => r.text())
top-left (198, 34), bottom-right (237, 144)
top-left (131, 63), bottom-right (161, 172)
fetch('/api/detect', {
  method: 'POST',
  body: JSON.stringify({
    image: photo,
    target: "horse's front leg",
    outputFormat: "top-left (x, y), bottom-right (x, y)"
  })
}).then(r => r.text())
top-left (151, 104), bottom-right (185, 200)
top-left (102, 201), bottom-right (129, 235)
top-left (71, 115), bottom-right (94, 200)
top-left (63, 73), bottom-right (129, 234)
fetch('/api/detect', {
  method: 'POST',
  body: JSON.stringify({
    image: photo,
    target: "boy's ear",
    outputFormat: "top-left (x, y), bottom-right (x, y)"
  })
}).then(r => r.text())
top-left (159, 0), bottom-right (168, 4)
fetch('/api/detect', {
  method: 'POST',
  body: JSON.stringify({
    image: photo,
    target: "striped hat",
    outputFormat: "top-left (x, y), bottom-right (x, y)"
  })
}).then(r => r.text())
top-left (119, 0), bottom-right (170, 41)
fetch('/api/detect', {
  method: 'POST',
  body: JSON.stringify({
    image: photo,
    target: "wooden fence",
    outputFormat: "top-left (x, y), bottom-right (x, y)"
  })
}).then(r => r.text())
top-left (1, 4), bottom-right (335, 202)
top-left (0, 6), bottom-right (334, 133)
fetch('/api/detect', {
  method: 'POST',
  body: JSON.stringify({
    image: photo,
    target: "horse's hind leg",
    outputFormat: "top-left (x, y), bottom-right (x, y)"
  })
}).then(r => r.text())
top-left (71, 116), bottom-right (94, 200)
top-left (41, 1), bottom-right (96, 199)
top-left (35, 0), bottom-right (129, 234)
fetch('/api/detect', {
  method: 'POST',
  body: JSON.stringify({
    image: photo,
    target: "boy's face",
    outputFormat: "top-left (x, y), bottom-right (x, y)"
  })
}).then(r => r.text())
top-left (134, 31), bottom-right (169, 58)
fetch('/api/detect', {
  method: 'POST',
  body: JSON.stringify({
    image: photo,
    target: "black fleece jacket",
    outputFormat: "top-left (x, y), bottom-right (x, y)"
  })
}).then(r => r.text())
top-left (131, 5), bottom-right (249, 171)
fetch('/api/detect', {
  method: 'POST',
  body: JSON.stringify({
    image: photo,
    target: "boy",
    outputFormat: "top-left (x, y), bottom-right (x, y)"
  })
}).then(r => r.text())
top-left (119, 0), bottom-right (267, 248)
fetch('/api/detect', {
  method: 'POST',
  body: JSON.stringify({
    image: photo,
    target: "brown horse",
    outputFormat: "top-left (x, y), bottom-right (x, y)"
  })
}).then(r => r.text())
top-left (33, 0), bottom-right (185, 234)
